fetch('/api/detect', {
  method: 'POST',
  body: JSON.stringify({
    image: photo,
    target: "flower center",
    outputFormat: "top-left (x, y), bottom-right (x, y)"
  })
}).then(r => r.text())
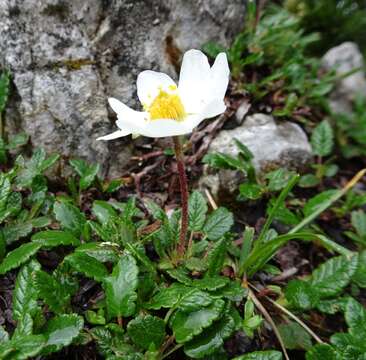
top-left (147, 87), bottom-right (186, 121)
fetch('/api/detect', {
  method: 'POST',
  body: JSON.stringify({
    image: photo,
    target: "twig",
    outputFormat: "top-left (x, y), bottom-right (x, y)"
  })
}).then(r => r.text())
top-left (248, 289), bottom-right (290, 360)
top-left (249, 283), bottom-right (324, 344)
top-left (205, 189), bottom-right (218, 210)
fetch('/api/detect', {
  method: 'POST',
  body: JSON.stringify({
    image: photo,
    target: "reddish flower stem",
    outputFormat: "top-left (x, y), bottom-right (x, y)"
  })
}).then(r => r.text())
top-left (173, 136), bottom-right (189, 258)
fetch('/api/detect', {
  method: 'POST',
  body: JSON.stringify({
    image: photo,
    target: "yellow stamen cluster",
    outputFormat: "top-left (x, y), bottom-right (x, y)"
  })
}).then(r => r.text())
top-left (147, 88), bottom-right (186, 121)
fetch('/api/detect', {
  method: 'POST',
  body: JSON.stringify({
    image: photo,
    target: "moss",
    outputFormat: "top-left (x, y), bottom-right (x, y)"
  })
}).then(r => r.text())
top-left (60, 59), bottom-right (96, 71)
top-left (41, 1), bottom-right (69, 21)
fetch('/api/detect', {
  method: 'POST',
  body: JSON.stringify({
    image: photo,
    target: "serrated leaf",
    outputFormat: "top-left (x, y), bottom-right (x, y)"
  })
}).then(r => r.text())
top-left (0, 175), bottom-right (11, 222)
top-left (32, 230), bottom-right (80, 247)
top-left (303, 190), bottom-right (338, 218)
top-left (311, 254), bottom-right (358, 297)
top-left (13, 260), bottom-right (41, 323)
top-left (278, 321), bottom-right (312, 350)
top-left (0, 325), bottom-right (9, 342)
top-left (188, 191), bottom-right (208, 231)
top-left (172, 299), bottom-right (225, 343)
top-left (285, 280), bottom-right (319, 310)
top-left (2, 222), bottom-right (33, 245)
top-left (345, 298), bottom-right (366, 336)
top-left (305, 344), bottom-right (339, 360)
top-left (351, 210), bottom-right (366, 238)
top-left (353, 250), bottom-right (366, 288)
top-left (127, 315), bottom-right (165, 350)
top-left (192, 276), bottom-right (229, 291)
top-left (65, 252), bottom-right (108, 281)
top-left (80, 163), bottom-right (100, 191)
top-left (311, 120), bottom-right (334, 157)
top-left (103, 254), bottom-right (139, 318)
top-left (203, 208), bottom-right (234, 241)
top-left (239, 183), bottom-right (263, 200)
top-left (53, 201), bottom-right (86, 236)
top-left (207, 237), bottom-right (228, 277)
top-left (35, 270), bottom-right (71, 313)
top-left (146, 284), bottom-right (212, 312)
top-left (0, 70), bottom-right (10, 113)
top-left (0, 334), bottom-right (46, 360)
top-left (92, 200), bottom-right (117, 223)
top-left (266, 168), bottom-right (295, 192)
top-left (184, 315), bottom-right (235, 358)
top-left (42, 314), bottom-right (84, 354)
top-left (75, 243), bottom-right (119, 263)
top-left (233, 351), bottom-right (283, 360)
top-left (0, 242), bottom-right (41, 275)
top-left (316, 297), bottom-right (350, 314)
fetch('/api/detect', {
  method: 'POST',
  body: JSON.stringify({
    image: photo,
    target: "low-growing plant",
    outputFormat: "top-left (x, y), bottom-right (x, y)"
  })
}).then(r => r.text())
top-left (203, 3), bottom-right (335, 118)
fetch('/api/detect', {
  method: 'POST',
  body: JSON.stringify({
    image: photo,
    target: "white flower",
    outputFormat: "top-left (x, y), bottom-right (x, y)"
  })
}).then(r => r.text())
top-left (97, 49), bottom-right (230, 140)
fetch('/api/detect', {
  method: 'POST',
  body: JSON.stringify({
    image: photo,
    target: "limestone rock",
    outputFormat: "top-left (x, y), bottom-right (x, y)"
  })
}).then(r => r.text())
top-left (0, 0), bottom-right (245, 176)
top-left (200, 114), bottom-right (312, 196)
top-left (322, 42), bottom-right (366, 114)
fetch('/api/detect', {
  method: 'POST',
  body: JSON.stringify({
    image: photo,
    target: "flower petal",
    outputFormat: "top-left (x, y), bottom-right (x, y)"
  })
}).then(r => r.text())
top-left (108, 98), bottom-right (146, 133)
top-left (200, 99), bottom-right (226, 119)
top-left (208, 53), bottom-right (230, 100)
top-left (136, 70), bottom-right (176, 108)
top-left (97, 129), bottom-right (130, 141)
top-left (138, 119), bottom-right (195, 138)
top-left (178, 49), bottom-right (211, 113)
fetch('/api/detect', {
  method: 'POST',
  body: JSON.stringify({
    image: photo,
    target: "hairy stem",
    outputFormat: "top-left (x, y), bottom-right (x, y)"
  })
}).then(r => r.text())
top-left (173, 136), bottom-right (189, 258)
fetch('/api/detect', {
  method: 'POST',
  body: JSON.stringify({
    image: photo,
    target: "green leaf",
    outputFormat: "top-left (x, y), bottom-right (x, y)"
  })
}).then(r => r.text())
top-left (207, 237), bottom-right (228, 277)
top-left (70, 159), bottom-right (100, 191)
top-left (0, 70), bottom-right (10, 113)
top-left (92, 200), bottom-right (117, 223)
top-left (203, 207), bottom-right (234, 241)
top-left (192, 276), bottom-right (229, 291)
top-left (172, 299), bottom-right (225, 343)
top-left (239, 183), bottom-right (263, 200)
top-left (345, 298), bottom-right (366, 336)
top-left (0, 334), bottom-right (46, 360)
top-left (353, 250), bottom-right (366, 288)
top-left (53, 201), bottom-right (86, 236)
top-left (305, 344), bottom-right (339, 360)
top-left (0, 175), bottom-right (11, 222)
top-left (7, 132), bottom-right (29, 150)
top-left (303, 190), bottom-right (338, 218)
top-left (188, 191), bottom-right (208, 231)
top-left (103, 254), bottom-right (139, 318)
top-left (13, 260), bottom-right (41, 322)
top-left (184, 315), bottom-right (235, 358)
top-left (278, 321), bottom-right (312, 350)
top-left (2, 222), bottom-right (33, 245)
top-left (351, 210), bottom-right (366, 238)
top-left (0, 242), bottom-right (41, 275)
top-left (32, 230), bottom-right (80, 247)
top-left (285, 280), bottom-right (319, 310)
top-left (65, 252), bottom-right (108, 281)
top-left (35, 270), bottom-right (71, 313)
top-left (311, 120), bottom-right (334, 157)
top-left (266, 168), bottom-right (295, 192)
top-left (75, 243), bottom-right (119, 263)
top-left (0, 325), bottom-right (9, 342)
top-left (146, 284), bottom-right (212, 312)
top-left (310, 254), bottom-right (358, 297)
top-left (299, 174), bottom-right (320, 188)
top-left (127, 315), bottom-right (165, 350)
top-left (233, 351), bottom-right (283, 360)
top-left (42, 314), bottom-right (84, 354)
top-left (316, 297), bottom-right (350, 314)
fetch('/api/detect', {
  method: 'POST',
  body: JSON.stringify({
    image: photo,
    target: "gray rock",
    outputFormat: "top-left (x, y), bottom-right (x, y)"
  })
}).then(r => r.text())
top-left (322, 42), bottom-right (366, 114)
top-left (200, 114), bottom-right (312, 196)
top-left (0, 0), bottom-right (245, 176)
